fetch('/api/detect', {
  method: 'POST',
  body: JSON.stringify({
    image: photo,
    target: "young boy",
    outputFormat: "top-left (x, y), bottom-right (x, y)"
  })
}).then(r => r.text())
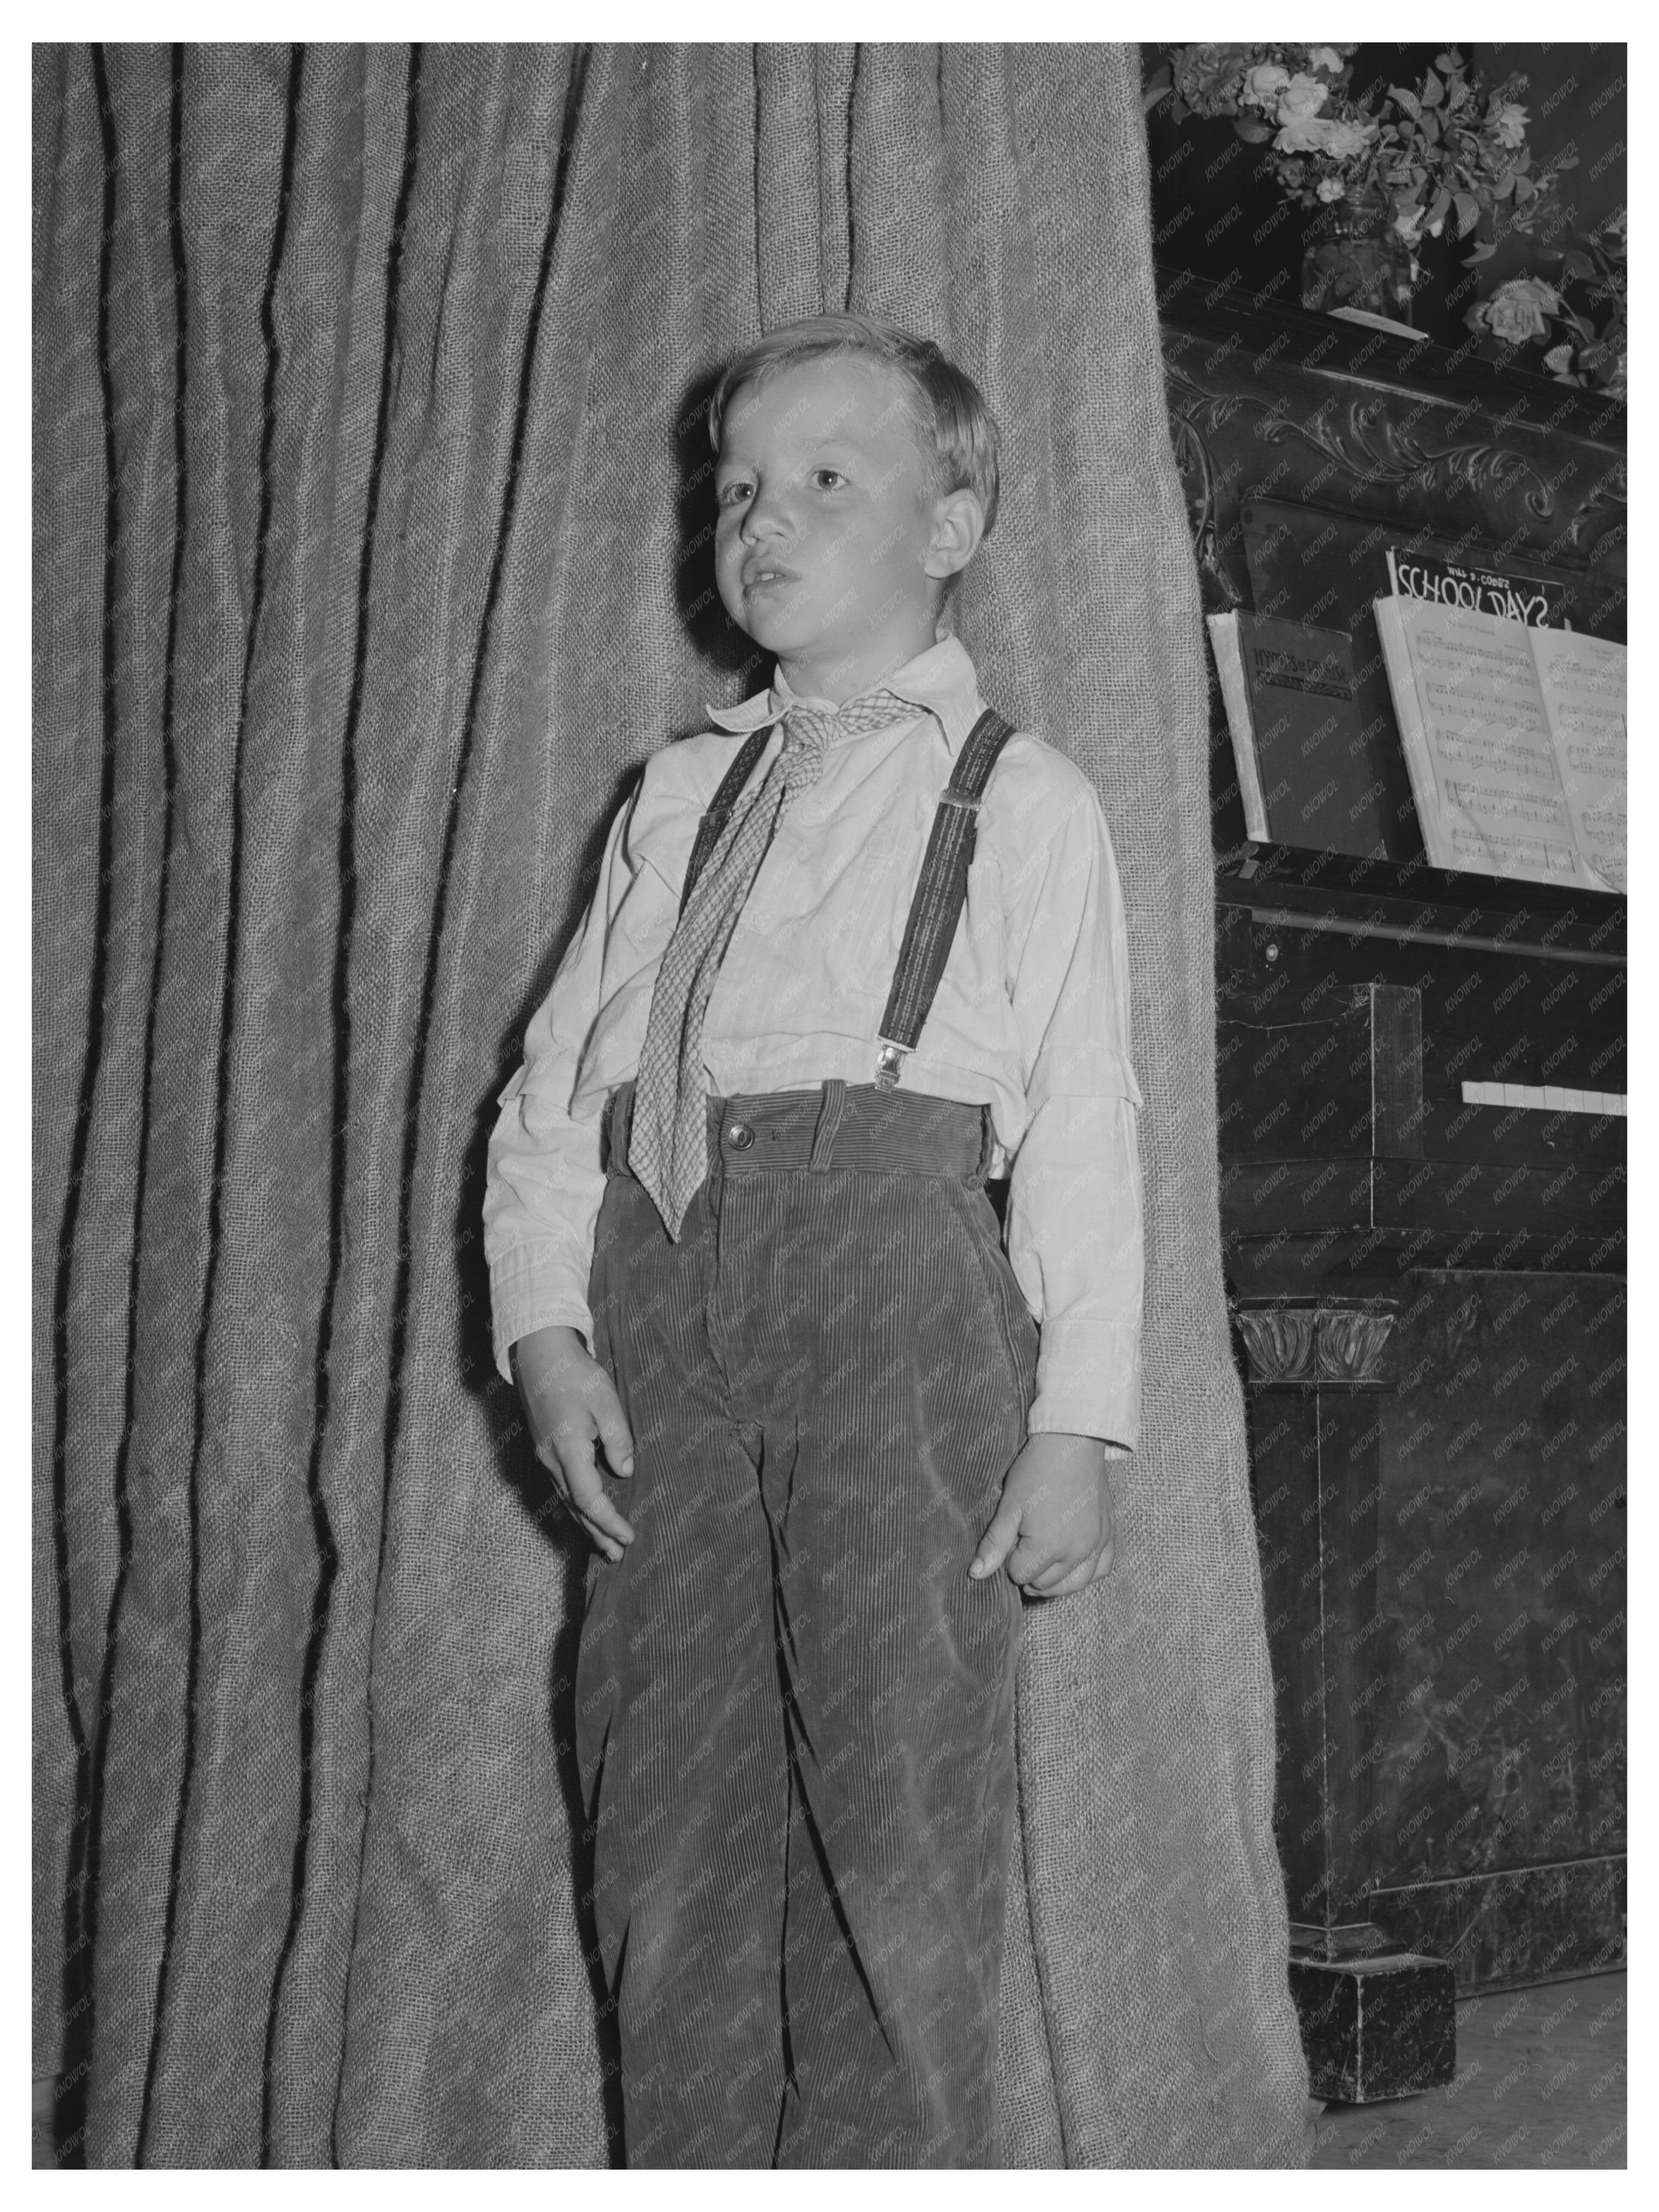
top-left (484, 314), bottom-right (1144, 2168)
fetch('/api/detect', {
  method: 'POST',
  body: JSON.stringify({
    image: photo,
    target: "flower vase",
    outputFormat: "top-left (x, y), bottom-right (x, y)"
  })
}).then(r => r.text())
top-left (1300, 196), bottom-right (1415, 322)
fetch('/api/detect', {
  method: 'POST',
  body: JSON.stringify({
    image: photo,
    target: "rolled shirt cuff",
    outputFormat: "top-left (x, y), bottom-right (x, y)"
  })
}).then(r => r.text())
top-left (1024, 1317), bottom-right (1141, 1450)
top-left (489, 1262), bottom-right (595, 1386)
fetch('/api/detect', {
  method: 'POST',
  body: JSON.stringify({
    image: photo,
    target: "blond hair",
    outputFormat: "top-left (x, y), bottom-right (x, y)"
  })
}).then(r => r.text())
top-left (708, 313), bottom-right (1001, 535)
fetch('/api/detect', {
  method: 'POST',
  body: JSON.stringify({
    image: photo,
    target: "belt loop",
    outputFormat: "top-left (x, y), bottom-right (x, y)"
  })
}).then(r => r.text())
top-left (702, 1092), bottom-right (723, 1220)
top-left (808, 1078), bottom-right (849, 1171)
top-left (607, 1080), bottom-right (636, 1176)
top-left (967, 1104), bottom-right (997, 1189)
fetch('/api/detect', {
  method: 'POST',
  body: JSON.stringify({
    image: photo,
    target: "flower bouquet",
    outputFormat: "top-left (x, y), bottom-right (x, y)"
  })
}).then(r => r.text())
top-left (1466, 213), bottom-right (1626, 396)
top-left (1144, 44), bottom-right (1577, 320)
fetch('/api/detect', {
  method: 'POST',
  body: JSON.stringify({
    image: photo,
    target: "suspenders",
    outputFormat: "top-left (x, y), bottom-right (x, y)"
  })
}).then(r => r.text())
top-left (678, 705), bottom-right (1018, 1090)
top-left (874, 706), bottom-right (1014, 1087)
top-left (677, 722), bottom-right (778, 918)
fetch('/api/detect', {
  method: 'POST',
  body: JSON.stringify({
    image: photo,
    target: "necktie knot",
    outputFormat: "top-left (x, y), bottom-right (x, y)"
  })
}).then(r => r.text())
top-left (778, 707), bottom-right (836, 793)
top-left (779, 688), bottom-right (913, 796)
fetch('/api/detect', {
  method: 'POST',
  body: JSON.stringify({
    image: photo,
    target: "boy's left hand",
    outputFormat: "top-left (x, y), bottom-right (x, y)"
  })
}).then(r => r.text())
top-left (969, 1433), bottom-right (1120, 1599)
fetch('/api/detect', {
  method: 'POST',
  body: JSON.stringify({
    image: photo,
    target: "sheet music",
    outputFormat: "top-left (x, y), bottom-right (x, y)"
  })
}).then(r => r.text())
top-left (1526, 625), bottom-right (1627, 893)
top-left (1374, 597), bottom-right (1609, 890)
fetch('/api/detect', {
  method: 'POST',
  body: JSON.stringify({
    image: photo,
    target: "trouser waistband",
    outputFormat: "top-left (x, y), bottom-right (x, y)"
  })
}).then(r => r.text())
top-left (604, 1079), bottom-right (998, 1186)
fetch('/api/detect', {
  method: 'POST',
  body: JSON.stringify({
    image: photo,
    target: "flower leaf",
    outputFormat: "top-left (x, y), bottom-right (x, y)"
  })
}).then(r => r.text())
top-left (1453, 190), bottom-right (1480, 237)
top-left (1390, 85), bottom-right (1421, 120)
top-left (1421, 69), bottom-right (1444, 108)
top-left (1462, 240), bottom-right (1497, 264)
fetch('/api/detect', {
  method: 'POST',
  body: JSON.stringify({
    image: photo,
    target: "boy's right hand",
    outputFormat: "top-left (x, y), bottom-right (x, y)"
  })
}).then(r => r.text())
top-left (510, 1325), bottom-right (636, 1562)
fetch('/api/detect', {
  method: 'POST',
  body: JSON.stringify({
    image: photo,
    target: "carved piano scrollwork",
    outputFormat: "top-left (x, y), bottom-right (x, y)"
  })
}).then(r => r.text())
top-left (1234, 1305), bottom-right (1317, 1384)
top-left (1167, 403), bottom-right (1244, 612)
top-left (1233, 1302), bottom-right (1398, 1387)
top-left (1163, 354), bottom-right (1626, 564)
top-left (1315, 1309), bottom-right (1397, 1384)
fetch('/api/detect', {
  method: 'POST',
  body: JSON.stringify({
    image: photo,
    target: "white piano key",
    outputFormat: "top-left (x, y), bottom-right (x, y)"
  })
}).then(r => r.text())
top-left (1459, 1081), bottom-right (1625, 1116)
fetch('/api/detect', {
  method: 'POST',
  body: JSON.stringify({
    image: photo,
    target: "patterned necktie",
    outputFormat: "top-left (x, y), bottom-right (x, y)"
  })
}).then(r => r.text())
top-left (630, 687), bottom-right (916, 1237)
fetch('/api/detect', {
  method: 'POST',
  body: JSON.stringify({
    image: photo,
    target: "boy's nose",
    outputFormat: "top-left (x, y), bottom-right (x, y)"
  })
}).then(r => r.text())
top-left (739, 487), bottom-right (793, 541)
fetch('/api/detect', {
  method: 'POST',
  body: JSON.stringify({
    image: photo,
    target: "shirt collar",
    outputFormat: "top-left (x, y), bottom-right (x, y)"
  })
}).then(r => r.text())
top-left (703, 633), bottom-right (986, 757)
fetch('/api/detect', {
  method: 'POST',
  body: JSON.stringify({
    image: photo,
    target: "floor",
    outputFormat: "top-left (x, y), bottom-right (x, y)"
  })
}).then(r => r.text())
top-left (1311, 1972), bottom-right (1627, 2169)
top-left (35, 1973), bottom-right (1627, 2168)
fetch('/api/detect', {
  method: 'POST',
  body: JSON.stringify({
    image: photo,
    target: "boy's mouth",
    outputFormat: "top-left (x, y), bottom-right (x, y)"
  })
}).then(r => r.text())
top-left (742, 565), bottom-right (796, 591)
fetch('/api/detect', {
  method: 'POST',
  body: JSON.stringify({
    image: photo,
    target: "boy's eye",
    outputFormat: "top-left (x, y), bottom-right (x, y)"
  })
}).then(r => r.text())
top-left (718, 480), bottom-right (753, 508)
top-left (813, 468), bottom-right (845, 491)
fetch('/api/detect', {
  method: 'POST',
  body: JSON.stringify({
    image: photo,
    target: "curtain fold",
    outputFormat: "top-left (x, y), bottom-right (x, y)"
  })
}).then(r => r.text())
top-left (34, 41), bottom-right (1311, 2168)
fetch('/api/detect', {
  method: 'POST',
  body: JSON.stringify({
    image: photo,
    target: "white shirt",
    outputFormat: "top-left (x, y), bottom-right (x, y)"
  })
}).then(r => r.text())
top-left (484, 635), bottom-right (1143, 1444)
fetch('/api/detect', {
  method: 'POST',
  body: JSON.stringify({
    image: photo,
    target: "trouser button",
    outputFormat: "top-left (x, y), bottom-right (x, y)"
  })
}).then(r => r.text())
top-left (726, 1121), bottom-right (754, 1150)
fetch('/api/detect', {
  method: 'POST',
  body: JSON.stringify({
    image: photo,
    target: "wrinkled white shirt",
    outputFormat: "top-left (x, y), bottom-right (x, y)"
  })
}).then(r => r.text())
top-left (484, 635), bottom-right (1143, 1445)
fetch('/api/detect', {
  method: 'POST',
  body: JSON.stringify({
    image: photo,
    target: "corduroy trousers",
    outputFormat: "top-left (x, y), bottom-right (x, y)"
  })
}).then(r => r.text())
top-left (574, 1079), bottom-right (1037, 2168)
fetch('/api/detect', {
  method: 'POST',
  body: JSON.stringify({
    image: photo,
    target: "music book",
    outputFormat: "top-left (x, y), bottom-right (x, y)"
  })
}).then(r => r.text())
top-left (1205, 612), bottom-right (1395, 858)
top-left (1373, 596), bottom-right (1626, 893)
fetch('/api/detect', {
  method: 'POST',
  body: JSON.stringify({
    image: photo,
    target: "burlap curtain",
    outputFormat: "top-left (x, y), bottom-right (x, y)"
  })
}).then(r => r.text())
top-left (34, 42), bottom-right (1311, 2167)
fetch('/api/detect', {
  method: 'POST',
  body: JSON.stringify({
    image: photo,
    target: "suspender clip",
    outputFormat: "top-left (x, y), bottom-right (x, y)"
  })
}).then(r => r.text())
top-left (874, 1040), bottom-right (909, 1090)
top-left (935, 789), bottom-right (982, 812)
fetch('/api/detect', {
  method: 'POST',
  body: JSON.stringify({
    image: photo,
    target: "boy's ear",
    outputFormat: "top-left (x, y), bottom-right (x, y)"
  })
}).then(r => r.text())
top-left (925, 488), bottom-right (986, 582)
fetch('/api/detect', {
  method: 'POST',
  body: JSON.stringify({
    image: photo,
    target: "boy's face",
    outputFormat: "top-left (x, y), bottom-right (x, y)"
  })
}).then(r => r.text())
top-left (713, 354), bottom-right (977, 700)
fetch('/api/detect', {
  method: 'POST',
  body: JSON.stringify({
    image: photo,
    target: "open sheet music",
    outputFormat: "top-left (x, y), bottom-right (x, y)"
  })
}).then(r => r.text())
top-left (1374, 597), bottom-right (1626, 893)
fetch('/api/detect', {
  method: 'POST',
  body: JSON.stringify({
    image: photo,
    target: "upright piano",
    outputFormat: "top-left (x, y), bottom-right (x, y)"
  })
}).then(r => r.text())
top-left (1157, 267), bottom-right (1627, 2102)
